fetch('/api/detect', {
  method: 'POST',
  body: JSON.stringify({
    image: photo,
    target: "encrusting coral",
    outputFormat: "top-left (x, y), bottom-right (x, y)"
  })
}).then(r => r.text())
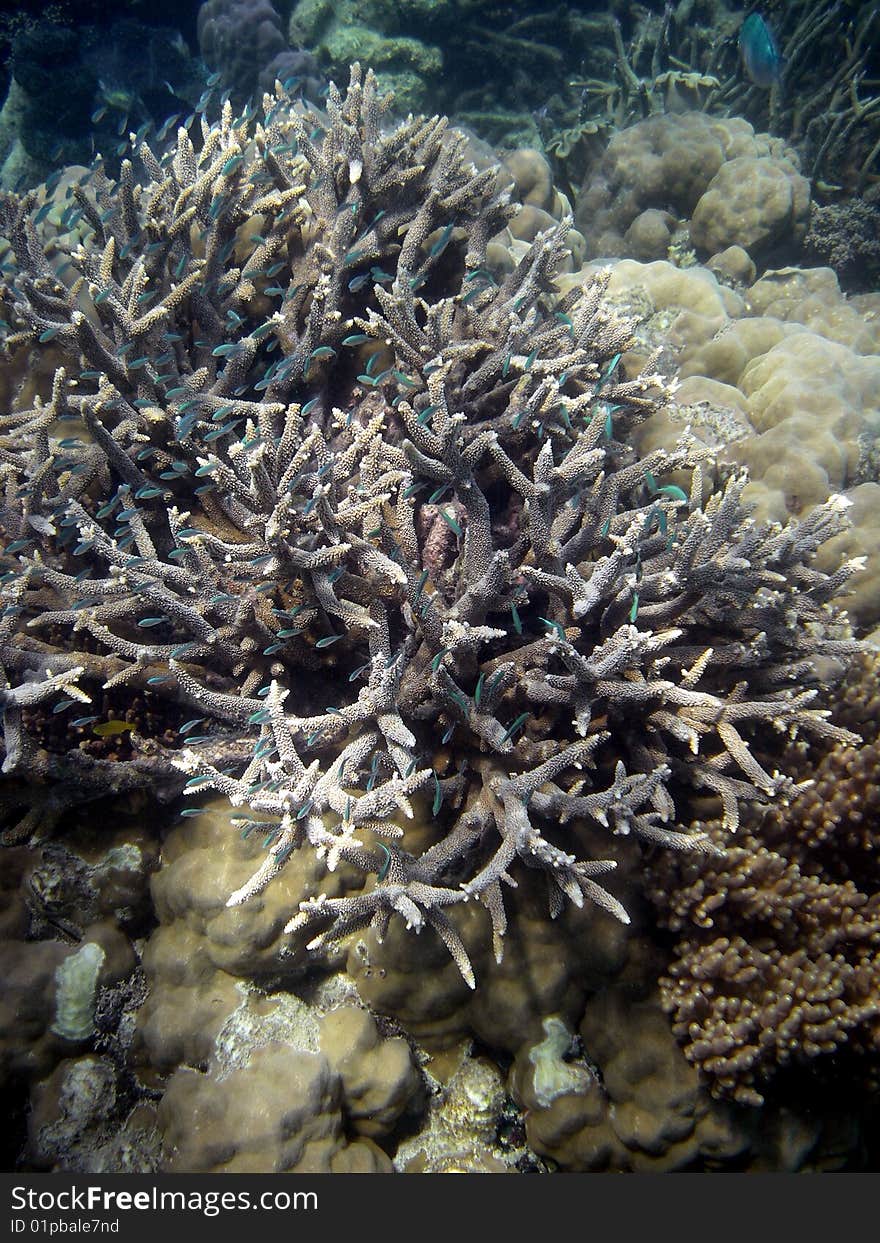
top-left (0, 65), bottom-right (865, 991)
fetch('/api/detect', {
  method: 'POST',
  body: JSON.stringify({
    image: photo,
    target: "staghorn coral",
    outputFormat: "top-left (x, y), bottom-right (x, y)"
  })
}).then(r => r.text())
top-left (0, 65), bottom-right (864, 992)
top-left (719, 1), bottom-right (880, 191)
top-left (566, 4), bottom-right (730, 132)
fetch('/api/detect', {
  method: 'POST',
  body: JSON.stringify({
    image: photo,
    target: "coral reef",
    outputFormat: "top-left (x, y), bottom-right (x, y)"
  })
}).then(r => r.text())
top-left (133, 799), bottom-right (363, 1071)
top-left (575, 112), bottom-right (809, 267)
top-left (647, 652), bottom-right (880, 1108)
top-left (509, 993), bottom-right (749, 1172)
top-left (158, 1042), bottom-right (394, 1172)
top-left (25, 1053), bottom-right (163, 1173)
top-left (197, 0), bottom-right (323, 107)
top-left (718, 1), bottom-right (880, 191)
top-left (289, 0), bottom-right (444, 119)
top-left (689, 153), bottom-right (809, 260)
top-left (803, 193), bottom-right (880, 294)
top-left (0, 64), bottom-right (865, 1001)
top-left (0, 14), bottom-right (204, 191)
top-left (0, 836), bottom-right (137, 1112)
top-left (319, 1003), bottom-right (423, 1140)
top-left (564, 3), bottom-right (731, 132)
top-left (559, 2), bottom-right (880, 192)
top-left (559, 255), bottom-right (880, 630)
top-left (288, 0), bottom-right (586, 135)
top-left (509, 981), bottom-right (866, 1171)
top-left (394, 1047), bottom-right (516, 1173)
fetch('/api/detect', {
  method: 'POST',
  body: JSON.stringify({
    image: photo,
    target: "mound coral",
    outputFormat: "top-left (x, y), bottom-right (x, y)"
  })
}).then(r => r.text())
top-left (0, 66), bottom-right (863, 989)
top-left (574, 112), bottom-right (809, 266)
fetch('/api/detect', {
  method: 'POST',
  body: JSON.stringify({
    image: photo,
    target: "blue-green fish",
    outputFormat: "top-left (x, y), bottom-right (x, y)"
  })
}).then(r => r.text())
top-left (739, 13), bottom-right (781, 88)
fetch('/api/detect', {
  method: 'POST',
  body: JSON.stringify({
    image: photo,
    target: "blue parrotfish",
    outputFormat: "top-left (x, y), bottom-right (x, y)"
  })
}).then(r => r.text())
top-left (739, 13), bottom-right (782, 88)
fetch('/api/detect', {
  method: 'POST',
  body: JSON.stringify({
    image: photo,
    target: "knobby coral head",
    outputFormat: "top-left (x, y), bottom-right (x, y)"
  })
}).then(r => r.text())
top-left (0, 65), bottom-right (863, 987)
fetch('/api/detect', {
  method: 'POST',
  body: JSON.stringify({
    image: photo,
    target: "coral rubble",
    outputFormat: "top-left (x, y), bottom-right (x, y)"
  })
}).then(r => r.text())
top-left (0, 65), bottom-right (864, 996)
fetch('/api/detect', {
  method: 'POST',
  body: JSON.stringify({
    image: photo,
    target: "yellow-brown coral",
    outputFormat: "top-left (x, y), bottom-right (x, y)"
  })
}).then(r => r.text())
top-left (648, 654), bottom-right (880, 1106)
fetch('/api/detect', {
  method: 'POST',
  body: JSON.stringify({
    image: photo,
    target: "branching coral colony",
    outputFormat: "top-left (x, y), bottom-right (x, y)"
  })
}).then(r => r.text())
top-left (0, 66), bottom-right (865, 986)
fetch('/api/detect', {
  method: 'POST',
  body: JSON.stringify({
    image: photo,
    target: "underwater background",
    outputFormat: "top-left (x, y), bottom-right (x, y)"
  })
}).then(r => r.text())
top-left (0, 0), bottom-right (879, 1173)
